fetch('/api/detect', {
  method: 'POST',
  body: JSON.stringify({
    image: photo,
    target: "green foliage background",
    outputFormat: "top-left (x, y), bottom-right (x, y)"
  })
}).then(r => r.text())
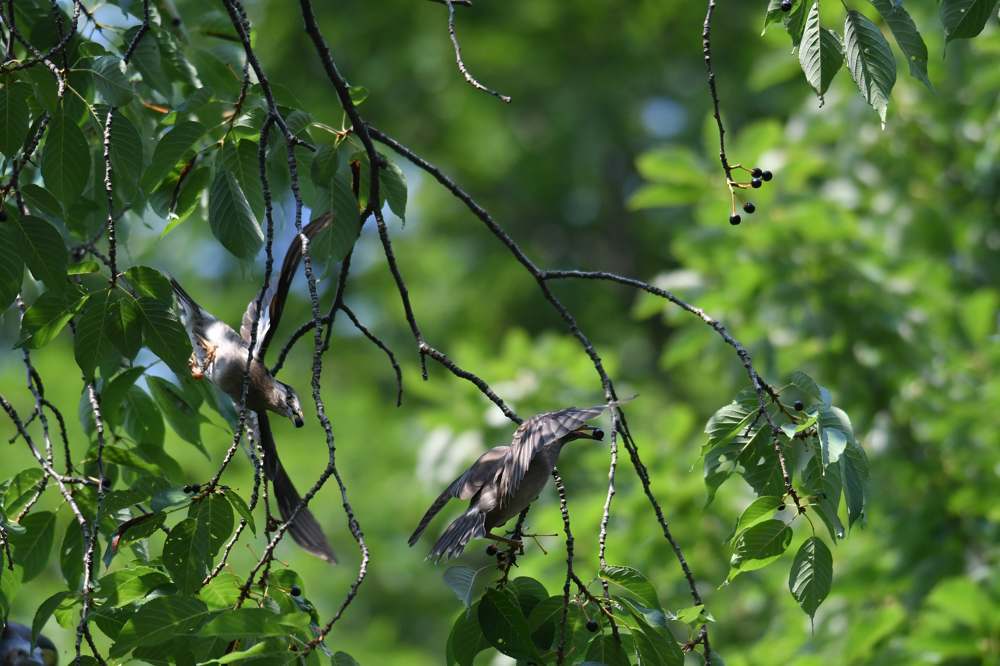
top-left (1, 0), bottom-right (997, 664)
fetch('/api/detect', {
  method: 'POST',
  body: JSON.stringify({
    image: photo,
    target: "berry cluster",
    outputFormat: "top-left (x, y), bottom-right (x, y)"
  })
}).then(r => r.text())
top-left (727, 165), bottom-right (773, 226)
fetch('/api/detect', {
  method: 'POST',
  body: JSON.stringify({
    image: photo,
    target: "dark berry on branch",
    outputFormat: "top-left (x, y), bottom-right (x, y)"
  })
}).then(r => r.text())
top-left (780, 0), bottom-right (793, 11)
top-left (290, 586), bottom-right (302, 597)
top-left (729, 214), bottom-right (741, 226)
top-left (486, 545), bottom-right (497, 556)
top-left (762, 170), bottom-right (773, 182)
top-left (751, 167), bottom-right (763, 178)
top-left (751, 178), bottom-right (762, 189)
top-left (743, 202), bottom-right (756, 214)
top-left (778, 504), bottom-right (786, 511)
top-left (794, 400), bottom-right (804, 411)
top-left (586, 620), bottom-right (599, 633)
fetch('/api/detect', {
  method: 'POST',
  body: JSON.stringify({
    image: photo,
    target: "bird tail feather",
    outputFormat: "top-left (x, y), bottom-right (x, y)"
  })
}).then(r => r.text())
top-left (169, 277), bottom-right (200, 319)
top-left (429, 507), bottom-right (485, 561)
top-left (408, 487), bottom-right (455, 547)
top-left (258, 412), bottom-right (337, 563)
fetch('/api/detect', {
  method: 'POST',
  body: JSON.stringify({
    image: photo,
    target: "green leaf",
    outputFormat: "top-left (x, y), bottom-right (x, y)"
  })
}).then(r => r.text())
top-left (333, 653), bottom-right (361, 666)
top-left (162, 517), bottom-right (210, 594)
top-left (223, 488), bottom-right (255, 535)
top-left (134, 296), bottom-right (192, 376)
top-left (585, 634), bottom-right (631, 666)
top-left (142, 121), bottom-right (206, 192)
top-left (221, 139), bottom-right (265, 220)
top-left (840, 439), bottom-right (869, 528)
top-left (189, 493), bottom-right (235, 558)
top-left (624, 602), bottom-right (684, 666)
top-left (8, 215), bottom-right (68, 289)
top-left (123, 266), bottom-right (173, 303)
top-left (0, 83), bottom-right (30, 158)
top-left (940, 0), bottom-right (1000, 42)
top-left (381, 159), bottom-right (407, 221)
top-left (844, 10), bottom-right (896, 127)
top-left (96, 566), bottom-right (171, 607)
top-left (803, 454), bottom-right (845, 541)
top-left (124, 25), bottom-right (171, 97)
top-left (122, 386), bottom-right (165, 448)
top-left (788, 536), bottom-right (833, 620)
top-left (764, 0), bottom-right (807, 46)
top-left (74, 288), bottom-right (122, 377)
top-left (817, 405), bottom-right (853, 465)
top-left (32, 590), bottom-right (69, 647)
top-left (92, 56), bottom-right (133, 106)
top-left (704, 393), bottom-right (758, 451)
top-left (41, 108), bottom-right (92, 206)
top-left (599, 566), bottom-right (661, 610)
top-left (110, 595), bottom-right (214, 658)
top-left (447, 604), bottom-right (488, 666)
top-left (477, 588), bottom-right (541, 661)
top-left (147, 376), bottom-right (206, 451)
top-left (59, 518), bottom-right (101, 591)
top-left (19, 185), bottom-right (63, 225)
top-left (443, 565), bottom-right (486, 609)
top-left (2, 469), bottom-right (45, 516)
top-left (730, 496), bottom-right (783, 542)
top-left (208, 169), bottom-right (263, 259)
top-left (869, 0), bottom-right (931, 89)
top-left (198, 608), bottom-right (298, 639)
top-left (799, 3), bottom-right (843, 102)
top-left (199, 572), bottom-right (243, 610)
top-left (0, 224), bottom-right (24, 310)
top-left (18, 289), bottom-right (87, 349)
top-left (10, 510), bottom-right (56, 582)
top-left (108, 111), bottom-right (144, 200)
top-left (729, 519), bottom-right (792, 580)
top-left (509, 577), bottom-right (548, 617)
top-left (100, 366), bottom-right (146, 427)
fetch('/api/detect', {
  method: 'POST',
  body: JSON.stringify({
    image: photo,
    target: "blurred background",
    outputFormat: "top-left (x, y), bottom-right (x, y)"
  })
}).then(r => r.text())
top-left (2, 0), bottom-right (998, 663)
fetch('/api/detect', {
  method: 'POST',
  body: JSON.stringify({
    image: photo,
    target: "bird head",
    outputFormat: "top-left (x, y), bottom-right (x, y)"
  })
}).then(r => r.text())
top-left (1, 623), bottom-right (57, 666)
top-left (279, 382), bottom-right (305, 428)
top-left (565, 426), bottom-right (605, 443)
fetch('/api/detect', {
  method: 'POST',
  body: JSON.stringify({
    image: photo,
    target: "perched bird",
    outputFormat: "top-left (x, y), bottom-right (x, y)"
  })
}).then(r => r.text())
top-left (408, 405), bottom-right (612, 560)
top-left (1, 622), bottom-right (57, 666)
top-left (170, 216), bottom-right (336, 562)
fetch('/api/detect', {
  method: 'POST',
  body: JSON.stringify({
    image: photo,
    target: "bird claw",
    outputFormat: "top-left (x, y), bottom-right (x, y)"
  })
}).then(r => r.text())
top-left (188, 340), bottom-right (218, 380)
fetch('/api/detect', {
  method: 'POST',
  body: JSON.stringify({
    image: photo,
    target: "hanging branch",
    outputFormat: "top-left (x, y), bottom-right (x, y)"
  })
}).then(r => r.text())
top-left (442, 0), bottom-right (511, 103)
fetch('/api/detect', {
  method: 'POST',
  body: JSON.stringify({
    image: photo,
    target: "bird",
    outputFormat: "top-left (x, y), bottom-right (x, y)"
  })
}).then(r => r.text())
top-left (408, 404), bottom-right (613, 561)
top-left (1, 621), bottom-right (57, 666)
top-left (170, 215), bottom-right (337, 563)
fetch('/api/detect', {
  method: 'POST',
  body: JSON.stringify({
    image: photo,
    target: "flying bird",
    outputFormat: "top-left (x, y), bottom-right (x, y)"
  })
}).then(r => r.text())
top-left (171, 216), bottom-right (336, 562)
top-left (408, 405), bottom-right (613, 561)
top-left (1, 621), bottom-right (57, 666)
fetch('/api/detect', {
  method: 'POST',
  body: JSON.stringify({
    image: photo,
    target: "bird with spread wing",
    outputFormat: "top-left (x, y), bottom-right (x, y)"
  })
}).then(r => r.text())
top-left (408, 404), bottom-right (614, 561)
top-left (171, 216), bottom-right (336, 562)
top-left (1, 621), bottom-right (57, 666)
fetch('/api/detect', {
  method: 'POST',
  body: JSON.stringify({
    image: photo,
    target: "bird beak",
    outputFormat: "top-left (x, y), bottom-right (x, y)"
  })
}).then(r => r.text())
top-left (292, 414), bottom-right (304, 428)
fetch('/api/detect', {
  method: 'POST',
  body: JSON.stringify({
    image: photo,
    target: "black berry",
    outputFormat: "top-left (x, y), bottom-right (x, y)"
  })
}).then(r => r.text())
top-left (182, 485), bottom-right (192, 493)
top-left (751, 167), bottom-right (763, 178)
top-left (780, 0), bottom-right (793, 11)
top-left (486, 545), bottom-right (497, 556)
top-left (751, 177), bottom-right (762, 189)
top-left (793, 400), bottom-right (804, 411)
top-left (102, 478), bottom-right (112, 490)
top-left (586, 620), bottom-right (599, 633)
top-left (290, 585), bottom-right (302, 597)
top-left (778, 504), bottom-right (786, 511)
top-left (742, 202), bottom-right (756, 214)
top-left (171, 16), bottom-right (182, 26)
top-left (762, 170), bottom-right (773, 182)
top-left (729, 214), bottom-right (741, 226)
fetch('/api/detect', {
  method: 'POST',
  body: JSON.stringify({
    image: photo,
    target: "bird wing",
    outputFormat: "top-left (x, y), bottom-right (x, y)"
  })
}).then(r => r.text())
top-left (240, 286), bottom-right (275, 358)
top-left (170, 277), bottom-right (215, 332)
top-left (243, 214), bottom-right (333, 360)
top-left (407, 445), bottom-right (507, 546)
top-left (499, 405), bottom-right (609, 502)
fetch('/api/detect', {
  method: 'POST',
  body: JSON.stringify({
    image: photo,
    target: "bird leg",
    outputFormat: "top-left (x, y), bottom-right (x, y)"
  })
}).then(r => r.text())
top-left (188, 337), bottom-right (217, 380)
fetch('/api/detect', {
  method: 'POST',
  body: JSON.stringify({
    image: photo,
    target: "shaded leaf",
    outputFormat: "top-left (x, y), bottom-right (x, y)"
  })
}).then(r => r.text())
top-left (8, 215), bottom-right (68, 289)
top-left (600, 565), bottom-right (661, 610)
top-left (940, 0), bottom-right (1000, 42)
top-left (477, 587), bottom-right (540, 661)
top-left (844, 10), bottom-right (896, 126)
top-left (0, 84), bottom-right (30, 157)
top-left (142, 121), bottom-right (205, 191)
top-left (41, 109), bottom-right (92, 206)
top-left (18, 289), bottom-right (87, 349)
top-left (208, 169), bottom-right (263, 259)
top-left (162, 517), bottom-right (210, 594)
top-left (799, 3), bottom-right (843, 102)
top-left (870, 0), bottom-right (931, 89)
top-left (788, 536), bottom-right (833, 620)
top-left (110, 595), bottom-right (214, 657)
top-left (92, 56), bottom-right (133, 106)
top-left (10, 510), bottom-right (56, 582)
